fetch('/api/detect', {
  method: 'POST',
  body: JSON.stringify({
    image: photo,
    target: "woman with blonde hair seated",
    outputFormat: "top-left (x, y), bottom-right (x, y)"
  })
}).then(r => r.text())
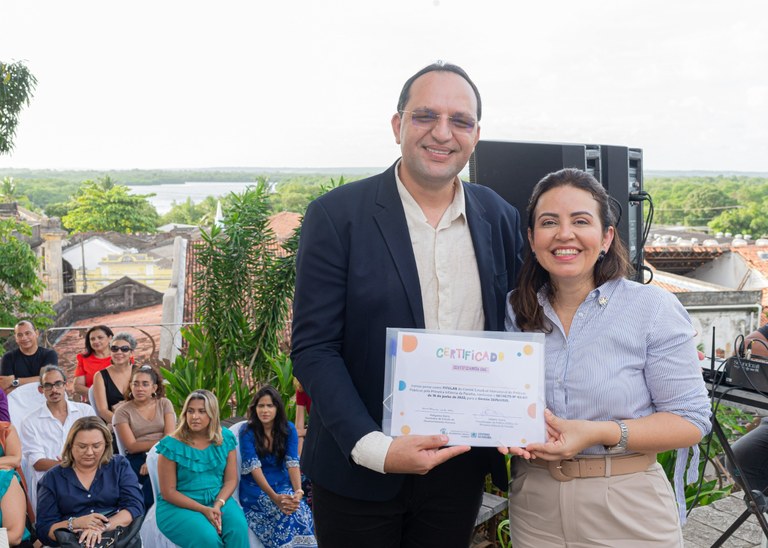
top-left (155, 389), bottom-right (249, 547)
top-left (36, 416), bottom-right (144, 547)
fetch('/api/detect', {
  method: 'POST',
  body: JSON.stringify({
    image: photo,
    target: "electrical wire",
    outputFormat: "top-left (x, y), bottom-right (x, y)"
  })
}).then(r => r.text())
top-left (629, 190), bottom-right (654, 284)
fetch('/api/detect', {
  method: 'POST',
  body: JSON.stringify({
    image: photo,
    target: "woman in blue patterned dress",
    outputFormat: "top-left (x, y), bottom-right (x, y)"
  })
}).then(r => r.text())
top-left (156, 390), bottom-right (249, 547)
top-left (239, 386), bottom-right (316, 548)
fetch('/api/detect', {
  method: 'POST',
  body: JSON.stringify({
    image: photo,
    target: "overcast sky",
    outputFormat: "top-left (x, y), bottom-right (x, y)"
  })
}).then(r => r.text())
top-left (2, 0), bottom-right (767, 172)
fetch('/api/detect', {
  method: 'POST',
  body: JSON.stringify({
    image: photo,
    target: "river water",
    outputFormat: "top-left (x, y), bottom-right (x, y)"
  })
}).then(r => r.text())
top-left (126, 181), bottom-right (259, 214)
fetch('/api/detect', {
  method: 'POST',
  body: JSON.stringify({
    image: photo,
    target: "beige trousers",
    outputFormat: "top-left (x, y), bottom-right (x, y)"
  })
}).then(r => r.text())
top-left (508, 459), bottom-right (683, 547)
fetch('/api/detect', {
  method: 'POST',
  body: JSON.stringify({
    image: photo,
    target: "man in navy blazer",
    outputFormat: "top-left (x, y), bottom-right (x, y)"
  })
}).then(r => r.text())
top-left (292, 62), bottom-right (523, 547)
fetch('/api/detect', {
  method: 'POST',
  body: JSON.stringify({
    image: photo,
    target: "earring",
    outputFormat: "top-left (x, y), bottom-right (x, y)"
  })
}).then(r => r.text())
top-left (597, 250), bottom-right (606, 263)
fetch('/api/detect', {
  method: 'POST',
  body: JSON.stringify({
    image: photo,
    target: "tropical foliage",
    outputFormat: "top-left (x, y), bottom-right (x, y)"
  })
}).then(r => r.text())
top-left (647, 175), bottom-right (768, 236)
top-left (0, 218), bottom-right (55, 329)
top-left (194, 179), bottom-right (298, 381)
top-left (0, 60), bottom-right (37, 154)
top-left (61, 176), bottom-right (159, 234)
top-left (160, 195), bottom-right (219, 226)
top-left (163, 180), bottom-right (302, 416)
top-left (162, 324), bottom-right (252, 417)
top-left (1, 177), bottom-right (34, 209)
top-left (658, 403), bottom-right (753, 511)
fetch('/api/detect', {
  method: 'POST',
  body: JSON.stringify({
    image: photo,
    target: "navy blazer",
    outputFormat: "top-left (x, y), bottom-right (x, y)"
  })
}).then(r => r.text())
top-left (291, 161), bottom-right (523, 501)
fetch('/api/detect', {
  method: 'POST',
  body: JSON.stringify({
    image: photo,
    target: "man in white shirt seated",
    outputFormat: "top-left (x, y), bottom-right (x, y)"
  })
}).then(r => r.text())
top-left (19, 365), bottom-right (96, 506)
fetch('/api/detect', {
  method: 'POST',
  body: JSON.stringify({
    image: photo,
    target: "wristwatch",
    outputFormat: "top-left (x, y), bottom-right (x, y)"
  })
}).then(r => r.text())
top-left (11, 379), bottom-right (19, 388)
top-left (604, 420), bottom-right (629, 454)
top-left (67, 516), bottom-right (75, 531)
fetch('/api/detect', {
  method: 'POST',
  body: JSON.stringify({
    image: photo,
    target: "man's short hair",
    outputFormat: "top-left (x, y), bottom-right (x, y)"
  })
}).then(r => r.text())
top-left (397, 61), bottom-right (482, 121)
top-left (40, 364), bottom-right (67, 383)
top-left (14, 320), bottom-right (36, 331)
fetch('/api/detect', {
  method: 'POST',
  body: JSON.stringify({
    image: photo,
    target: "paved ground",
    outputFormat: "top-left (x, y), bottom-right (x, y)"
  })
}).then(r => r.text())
top-left (684, 493), bottom-right (767, 547)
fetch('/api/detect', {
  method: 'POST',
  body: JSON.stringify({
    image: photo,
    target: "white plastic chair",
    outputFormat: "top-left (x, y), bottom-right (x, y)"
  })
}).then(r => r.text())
top-left (140, 444), bottom-right (181, 548)
top-left (228, 421), bottom-right (248, 506)
top-left (88, 385), bottom-right (98, 409)
top-left (228, 421), bottom-right (264, 547)
top-left (111, 414), bottom-right (128, 456)
top-left (7, 383), bottom-right (45, 426)
top-left (20, 454), bottom-right (39, 513)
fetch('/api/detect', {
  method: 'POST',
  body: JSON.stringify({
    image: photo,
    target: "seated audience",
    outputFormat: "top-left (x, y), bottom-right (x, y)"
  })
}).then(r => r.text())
top-left (156, 389), bottom-right (249, 547)
top-left (0, 421), bottom-right (32, 545)
top-left (239, 386), bottom-right (316, 548)
top-left (20, 365), bottom-right (95, 505)
top-left (726, 325), bottom-right (768, 498)
top-left (93, 332), bottom-right (136, 424)
top-left (73, 325), bottom-right (114, 399)
top-left (0, 320), bottom-right (58, 394)
top-left (36, 416), bottom-right (144, 547)
top-left (113, 365), bottom-right (176, 510)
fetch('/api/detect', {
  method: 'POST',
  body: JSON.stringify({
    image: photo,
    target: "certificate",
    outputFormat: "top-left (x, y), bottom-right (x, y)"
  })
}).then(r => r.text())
top-left (383, 329), bottom-right (546, 447)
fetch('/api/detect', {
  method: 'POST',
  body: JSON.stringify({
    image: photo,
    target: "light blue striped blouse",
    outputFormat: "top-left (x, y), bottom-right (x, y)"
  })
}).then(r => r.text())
top-left (505, 277), bottom-right (712, 455)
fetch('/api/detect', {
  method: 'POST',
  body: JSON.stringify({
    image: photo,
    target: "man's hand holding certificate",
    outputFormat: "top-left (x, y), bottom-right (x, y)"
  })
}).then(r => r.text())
top-left (383, 329), bottom-right (546, 447)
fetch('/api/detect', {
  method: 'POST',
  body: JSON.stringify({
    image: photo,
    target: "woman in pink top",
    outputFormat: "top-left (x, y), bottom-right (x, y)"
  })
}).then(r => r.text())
top-left (113, 365), bottom-right (176, 509)
top-left (73, 325), bottom-right (113, 398)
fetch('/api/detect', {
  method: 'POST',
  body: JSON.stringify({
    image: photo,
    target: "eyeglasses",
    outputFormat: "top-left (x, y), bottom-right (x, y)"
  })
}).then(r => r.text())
top-left (42, 380), bottom-right (65, 391)
top-left (110, 345), bottom-right (132, 353)
top-left (399, 109), bottom-right (477, 133)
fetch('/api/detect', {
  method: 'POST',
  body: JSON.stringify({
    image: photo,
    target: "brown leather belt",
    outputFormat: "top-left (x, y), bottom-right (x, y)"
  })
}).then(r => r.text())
top-left (529, 452), bottom-right (657, 482)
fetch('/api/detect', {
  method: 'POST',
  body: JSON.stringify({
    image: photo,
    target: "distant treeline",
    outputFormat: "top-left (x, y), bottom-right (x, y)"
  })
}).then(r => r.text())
top-left (1, 169), bottom-right (371, 212)
top-left (5, 168), bottom-right (768, 237)
top-left (645, 175), bottom-right (768, 236)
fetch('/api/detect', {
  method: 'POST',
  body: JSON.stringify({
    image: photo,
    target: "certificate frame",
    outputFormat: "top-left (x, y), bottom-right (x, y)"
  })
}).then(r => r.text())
top-left (383, 328), bottom-right (546, 447)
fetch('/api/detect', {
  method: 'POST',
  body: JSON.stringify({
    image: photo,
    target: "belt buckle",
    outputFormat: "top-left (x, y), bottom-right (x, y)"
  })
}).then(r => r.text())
top-left (548, 459), bottom-right (574, 482)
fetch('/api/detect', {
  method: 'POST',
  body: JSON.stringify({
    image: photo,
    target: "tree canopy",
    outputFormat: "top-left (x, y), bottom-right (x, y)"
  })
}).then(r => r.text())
top-left (62, 177), bottom-right (159, 234)
top-left (647, 175), bottom-right (768, 237)
top-left (0, 218), bottom-right (54, 328)
top-left (160, 195), bottom-right (219, 227)
top-left (0, 60), bottom-right (37, 155)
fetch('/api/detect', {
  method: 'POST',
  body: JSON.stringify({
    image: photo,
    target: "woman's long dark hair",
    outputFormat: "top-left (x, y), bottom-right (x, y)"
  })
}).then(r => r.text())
top-left (510, 168), bottom-right (631, 332)
top-left (247, 386), bottom-right (290, 464)
top-left (83, 325), bottom-right (114, 357)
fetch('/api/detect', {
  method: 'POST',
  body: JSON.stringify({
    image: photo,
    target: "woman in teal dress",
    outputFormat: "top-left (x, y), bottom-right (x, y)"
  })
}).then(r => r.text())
top-left (0, 422), bottom-right (32, 546)
top-left (156, 390), bottom-right (249, 547)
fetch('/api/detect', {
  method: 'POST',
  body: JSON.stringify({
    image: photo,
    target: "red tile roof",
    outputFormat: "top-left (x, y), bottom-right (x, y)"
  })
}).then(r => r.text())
top-left (269, 211), bottom-right (302, 242)
top-left (731, 245), bottom-right (768, 325)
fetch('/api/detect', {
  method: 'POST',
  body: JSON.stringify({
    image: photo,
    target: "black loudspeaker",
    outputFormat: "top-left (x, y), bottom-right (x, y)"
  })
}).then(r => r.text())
top-left (468, 140), bottom-right (644, 277)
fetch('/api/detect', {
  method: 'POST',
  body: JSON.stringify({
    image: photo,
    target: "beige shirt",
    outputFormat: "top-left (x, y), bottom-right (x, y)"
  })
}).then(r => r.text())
top-left (395, 166), bottom-right (484, 331)
top-left (113, 397), bottom-right (175, 447)
top-left (352, 163), bottom-right (484, 473)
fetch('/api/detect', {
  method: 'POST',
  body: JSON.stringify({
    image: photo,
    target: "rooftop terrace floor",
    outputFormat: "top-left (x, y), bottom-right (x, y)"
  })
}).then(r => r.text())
top-left (684, 493), bottom-right (767, 547)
